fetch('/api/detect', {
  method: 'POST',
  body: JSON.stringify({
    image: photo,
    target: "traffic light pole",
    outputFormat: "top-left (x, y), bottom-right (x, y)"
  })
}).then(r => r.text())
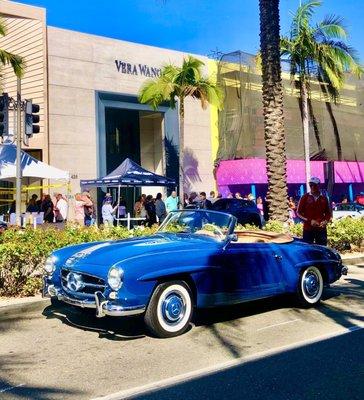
top-left (15, 77), bottom-right (22, 227)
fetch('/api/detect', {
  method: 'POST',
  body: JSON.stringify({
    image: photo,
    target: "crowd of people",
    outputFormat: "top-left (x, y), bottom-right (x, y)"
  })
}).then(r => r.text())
top-left (7, 193), bottom-right (69, 224)
top-left (5, 177), bottom-right (350, 247)
top-left (7, 189), bottom-right (302, 227)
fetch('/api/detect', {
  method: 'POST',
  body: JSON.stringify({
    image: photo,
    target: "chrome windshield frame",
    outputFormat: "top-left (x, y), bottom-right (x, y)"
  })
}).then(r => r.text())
top-left (157, 209), bottom-right (237, 241)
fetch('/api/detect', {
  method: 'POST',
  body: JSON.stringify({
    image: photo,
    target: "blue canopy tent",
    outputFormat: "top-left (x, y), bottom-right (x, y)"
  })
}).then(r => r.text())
top-left (80, 158), bottom-right (176, 226)
top-left (80, 158), bottom-right (176, 188)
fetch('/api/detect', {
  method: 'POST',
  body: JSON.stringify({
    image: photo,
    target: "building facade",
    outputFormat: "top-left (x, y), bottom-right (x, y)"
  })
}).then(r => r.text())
top-left (0, 0), bottom-right (217, 215)
top-left (1, 0), bottom-right (363, 217)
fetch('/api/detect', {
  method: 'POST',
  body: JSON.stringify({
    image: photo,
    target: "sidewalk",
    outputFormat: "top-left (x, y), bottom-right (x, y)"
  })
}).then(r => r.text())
top-left (341, 252), bottom-right (364, 266)
top-left (0, 294), bottom-right (49, 321)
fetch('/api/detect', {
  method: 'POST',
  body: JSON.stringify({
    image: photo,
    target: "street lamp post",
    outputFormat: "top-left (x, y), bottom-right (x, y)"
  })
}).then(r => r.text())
top-left (15, 77), bottom-right (22, 227)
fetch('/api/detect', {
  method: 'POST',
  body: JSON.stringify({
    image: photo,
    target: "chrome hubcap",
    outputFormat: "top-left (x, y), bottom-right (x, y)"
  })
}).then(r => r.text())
top-left (304, 272), bottom-right (320, 298)
top-left (162, 292), bottom-right (186, 324)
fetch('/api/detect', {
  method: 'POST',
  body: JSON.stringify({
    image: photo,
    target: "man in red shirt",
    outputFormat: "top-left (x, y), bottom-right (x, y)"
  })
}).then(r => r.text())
top-left (297, 177), bottom-right (332, 246)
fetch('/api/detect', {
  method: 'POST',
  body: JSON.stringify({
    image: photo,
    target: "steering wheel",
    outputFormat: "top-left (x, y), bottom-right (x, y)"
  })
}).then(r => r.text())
top-left (201, 223), bottom-right (224, 238)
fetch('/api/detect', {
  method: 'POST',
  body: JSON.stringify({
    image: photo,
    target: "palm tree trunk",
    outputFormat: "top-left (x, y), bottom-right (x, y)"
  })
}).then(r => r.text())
top-left (301, 81), bottom-right (311, 191)
top-left (178, 97), bottom-right (185, 205)
top-left (259, 0), bottom-right (288, 222)
top-left (325, 101), bottom-right (342, 161)
top-left (307, 97), bottom-right (323, 155)
top-left (318, 79), bottom-right (342, 161)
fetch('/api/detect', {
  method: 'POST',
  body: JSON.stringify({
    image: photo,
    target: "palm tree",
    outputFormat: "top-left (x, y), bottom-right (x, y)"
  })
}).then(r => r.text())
top-left (139, 55), bottom-right (223, 201)
top-left (281, 0), bottom-right (363, 189)
top-left (0, 18), bottom-right (24, 78)
top-left (259, 0), bottom-right (288, 222)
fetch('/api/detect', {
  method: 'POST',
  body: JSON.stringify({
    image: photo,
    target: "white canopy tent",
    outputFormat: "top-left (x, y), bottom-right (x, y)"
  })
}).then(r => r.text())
top-left (0, 144), bottom-right (70, 182)
top-left (0, 144), bottom-right (70, 226)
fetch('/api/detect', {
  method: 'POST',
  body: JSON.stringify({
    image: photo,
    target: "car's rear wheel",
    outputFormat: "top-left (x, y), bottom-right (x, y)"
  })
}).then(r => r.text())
top-left (297, 266), bottom-right (323, 306)
top-left (144, 281), bottom-right (193, 338)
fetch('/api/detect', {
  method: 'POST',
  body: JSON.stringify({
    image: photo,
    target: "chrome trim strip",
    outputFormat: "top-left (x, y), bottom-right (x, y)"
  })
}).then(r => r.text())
top-left (61, 267), bottom-right (106, 281)
top-left (55, 292), bottom-right (145, 317)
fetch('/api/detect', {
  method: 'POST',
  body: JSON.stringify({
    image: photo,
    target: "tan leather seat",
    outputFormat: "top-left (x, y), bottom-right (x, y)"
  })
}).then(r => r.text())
top-left (234, 230), bottom-right (294, 244)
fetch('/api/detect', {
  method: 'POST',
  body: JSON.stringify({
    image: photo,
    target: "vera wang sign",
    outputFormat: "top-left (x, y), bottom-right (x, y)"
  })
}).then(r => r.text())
top-left (115, 60), bottom-right (161, 78)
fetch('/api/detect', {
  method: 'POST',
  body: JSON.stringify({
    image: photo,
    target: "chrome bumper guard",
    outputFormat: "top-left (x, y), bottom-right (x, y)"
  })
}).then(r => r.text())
top-left (46, 285), bottom-right (145, 317)
top-left (341, 265), bottom-right (348, 276)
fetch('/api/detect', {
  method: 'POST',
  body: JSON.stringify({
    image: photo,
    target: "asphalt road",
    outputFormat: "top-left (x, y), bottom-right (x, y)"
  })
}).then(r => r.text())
top-left (0, 265), bottom-right (363, 400)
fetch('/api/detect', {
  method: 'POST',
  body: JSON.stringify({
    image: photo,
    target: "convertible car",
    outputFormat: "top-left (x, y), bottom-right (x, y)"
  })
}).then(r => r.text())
top-left (43, 210), bottom-right (347, 338)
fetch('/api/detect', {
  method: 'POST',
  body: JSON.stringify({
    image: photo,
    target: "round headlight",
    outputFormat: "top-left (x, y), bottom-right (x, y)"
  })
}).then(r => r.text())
top-left (44, 255), bottom-right (56, 275)
top-left (107, 267), bottom-right (124, 291)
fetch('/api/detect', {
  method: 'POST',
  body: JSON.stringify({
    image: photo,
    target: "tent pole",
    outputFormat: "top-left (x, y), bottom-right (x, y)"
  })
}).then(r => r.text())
top-left (66, 180), bottom-right (71, 223)
top-left (117, 184), bottom-right (121, 226)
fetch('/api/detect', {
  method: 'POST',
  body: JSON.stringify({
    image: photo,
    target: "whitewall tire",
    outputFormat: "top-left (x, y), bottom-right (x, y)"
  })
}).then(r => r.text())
top-left (144, 281), bottom-right (193, 338)
top-left (297, 266), bottom-right (323, 306)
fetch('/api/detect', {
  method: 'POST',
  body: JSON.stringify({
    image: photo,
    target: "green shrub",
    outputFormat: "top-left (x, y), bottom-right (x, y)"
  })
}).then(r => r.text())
top-left (327, 217), bottom-right (364, 252)
top-left (0, 224), bottom-right (140, 297)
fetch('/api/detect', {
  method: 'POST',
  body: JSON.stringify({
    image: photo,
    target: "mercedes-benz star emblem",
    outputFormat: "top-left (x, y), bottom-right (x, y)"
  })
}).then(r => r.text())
top-left (66, 272), bottom-right (84, 292)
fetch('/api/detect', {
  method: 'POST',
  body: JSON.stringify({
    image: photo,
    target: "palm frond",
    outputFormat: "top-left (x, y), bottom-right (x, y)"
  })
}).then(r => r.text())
top-left (138, 55), bottom-right (221, 113)
top-left (317, 68), bottom-right (340, 103)
top-left (0, 18), bottom-right (6, 37)
top-left (291, 0), bottom-right (321, 39)
top-left (189, 79), bottom-right (224, 110)
top-left (138, 77), bottom-right (176, 110)
top-left (314, 15), bottom-right (347, 40)
top-left (0, 49), bottom-right (25, 78)
top-left (282, 0), bottom-right (363, 101)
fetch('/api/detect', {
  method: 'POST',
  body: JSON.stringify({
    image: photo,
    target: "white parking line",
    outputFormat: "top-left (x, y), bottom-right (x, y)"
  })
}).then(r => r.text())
top-left (257, 318), bottom-right (301, 331)
top-left (0, 383), bottom-right (25, 393)
top-left (90, 324), bottom-right (363, 400)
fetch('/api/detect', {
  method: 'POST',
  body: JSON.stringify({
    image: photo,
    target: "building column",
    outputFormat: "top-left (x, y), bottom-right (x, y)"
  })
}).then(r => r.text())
top-left (348, 184), bottom-right (354, 202)
top-left (300, 184), bottom-right (305, 197)
top-left (250, 184), bottom-right (256, 200)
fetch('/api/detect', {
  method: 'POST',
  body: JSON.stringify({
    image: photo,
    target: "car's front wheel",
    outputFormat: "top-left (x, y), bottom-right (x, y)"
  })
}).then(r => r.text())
top-left (144, 281), bottom-right (193, 338)
top-left (297, 266), bottom-right (323, 306)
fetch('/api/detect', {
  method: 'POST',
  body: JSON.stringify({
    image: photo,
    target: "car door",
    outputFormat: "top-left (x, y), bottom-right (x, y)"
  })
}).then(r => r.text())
top-left (221, 242), bottom-right (284, 302)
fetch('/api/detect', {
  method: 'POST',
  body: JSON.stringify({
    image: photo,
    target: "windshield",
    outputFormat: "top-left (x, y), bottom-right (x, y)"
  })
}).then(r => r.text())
top-left (158, 210), bottom-right (235, 240)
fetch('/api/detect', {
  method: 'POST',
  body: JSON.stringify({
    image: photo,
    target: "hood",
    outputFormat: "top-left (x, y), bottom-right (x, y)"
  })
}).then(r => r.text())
top-left (61, 233), bottom-right (220, 270)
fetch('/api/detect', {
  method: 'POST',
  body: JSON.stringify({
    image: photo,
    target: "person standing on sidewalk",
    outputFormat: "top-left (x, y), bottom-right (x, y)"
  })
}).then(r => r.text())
top-left (165, 191), bottom-right (179, 213)
top-left (155, 193), bottom-right (167, 224)
top-left (297, 177), bottom-right (332, 246)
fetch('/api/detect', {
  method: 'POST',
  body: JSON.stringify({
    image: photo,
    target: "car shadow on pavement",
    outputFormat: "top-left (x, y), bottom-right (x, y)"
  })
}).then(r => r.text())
top-left (291, 276), bottom-right (364, 331)
top-left (194, 294), bottom-right (293, 327)
top-left (42, 302), bottom-right (146, 341)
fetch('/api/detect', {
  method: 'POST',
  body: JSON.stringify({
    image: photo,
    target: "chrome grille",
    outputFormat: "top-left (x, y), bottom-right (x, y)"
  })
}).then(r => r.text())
top-left (61, 268), bottom-right (106, 295)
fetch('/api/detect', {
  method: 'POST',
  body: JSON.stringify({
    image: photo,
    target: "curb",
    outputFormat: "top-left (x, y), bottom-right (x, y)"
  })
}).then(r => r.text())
top-left (341, 255), bottom-right (364, 267)
top-left (0, 297), bottom-right (50, 321)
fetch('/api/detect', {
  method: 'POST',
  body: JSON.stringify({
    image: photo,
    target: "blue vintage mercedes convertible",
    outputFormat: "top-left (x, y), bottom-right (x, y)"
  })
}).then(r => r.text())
top-left (43, 210), bottom-right (347, 338)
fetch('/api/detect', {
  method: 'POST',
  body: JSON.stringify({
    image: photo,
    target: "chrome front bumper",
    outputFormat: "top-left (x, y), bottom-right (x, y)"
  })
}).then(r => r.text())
top-left (45, 284), bottom-right (145, 317)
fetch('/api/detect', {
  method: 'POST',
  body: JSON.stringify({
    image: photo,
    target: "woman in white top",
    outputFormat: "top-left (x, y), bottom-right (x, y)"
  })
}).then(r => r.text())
top-left (102, 198), bottom-right (117, 227)
top-left (55, 194), bottom-right (68, 222)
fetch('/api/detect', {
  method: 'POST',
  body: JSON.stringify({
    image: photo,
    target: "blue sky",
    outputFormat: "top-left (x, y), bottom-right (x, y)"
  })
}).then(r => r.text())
top-left (15, 0), bottom-right (364, 61)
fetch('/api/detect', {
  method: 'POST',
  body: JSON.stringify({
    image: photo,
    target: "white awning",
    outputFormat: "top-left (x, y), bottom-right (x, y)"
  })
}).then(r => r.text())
top-left (0, 144), bottom-right (70, 181)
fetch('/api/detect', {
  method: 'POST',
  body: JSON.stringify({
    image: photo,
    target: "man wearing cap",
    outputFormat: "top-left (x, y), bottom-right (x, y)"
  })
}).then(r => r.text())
top-left (297, 177), bottom-right (332, 245)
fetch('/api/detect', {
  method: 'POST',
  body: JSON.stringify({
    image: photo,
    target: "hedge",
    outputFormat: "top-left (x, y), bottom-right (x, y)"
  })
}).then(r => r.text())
top-left (0, 218), bottom-right (363, 297)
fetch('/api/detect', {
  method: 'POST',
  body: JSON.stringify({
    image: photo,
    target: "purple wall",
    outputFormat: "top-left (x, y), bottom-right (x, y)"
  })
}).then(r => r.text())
top-left (216, 158), bottom-right (364, 200)
top-left (216, 159), bottom-right (325, 185)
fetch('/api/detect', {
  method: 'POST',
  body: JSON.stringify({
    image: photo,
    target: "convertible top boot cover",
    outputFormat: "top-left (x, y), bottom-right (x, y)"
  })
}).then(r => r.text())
top-left (234, 230), bottom-right (294, 244)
